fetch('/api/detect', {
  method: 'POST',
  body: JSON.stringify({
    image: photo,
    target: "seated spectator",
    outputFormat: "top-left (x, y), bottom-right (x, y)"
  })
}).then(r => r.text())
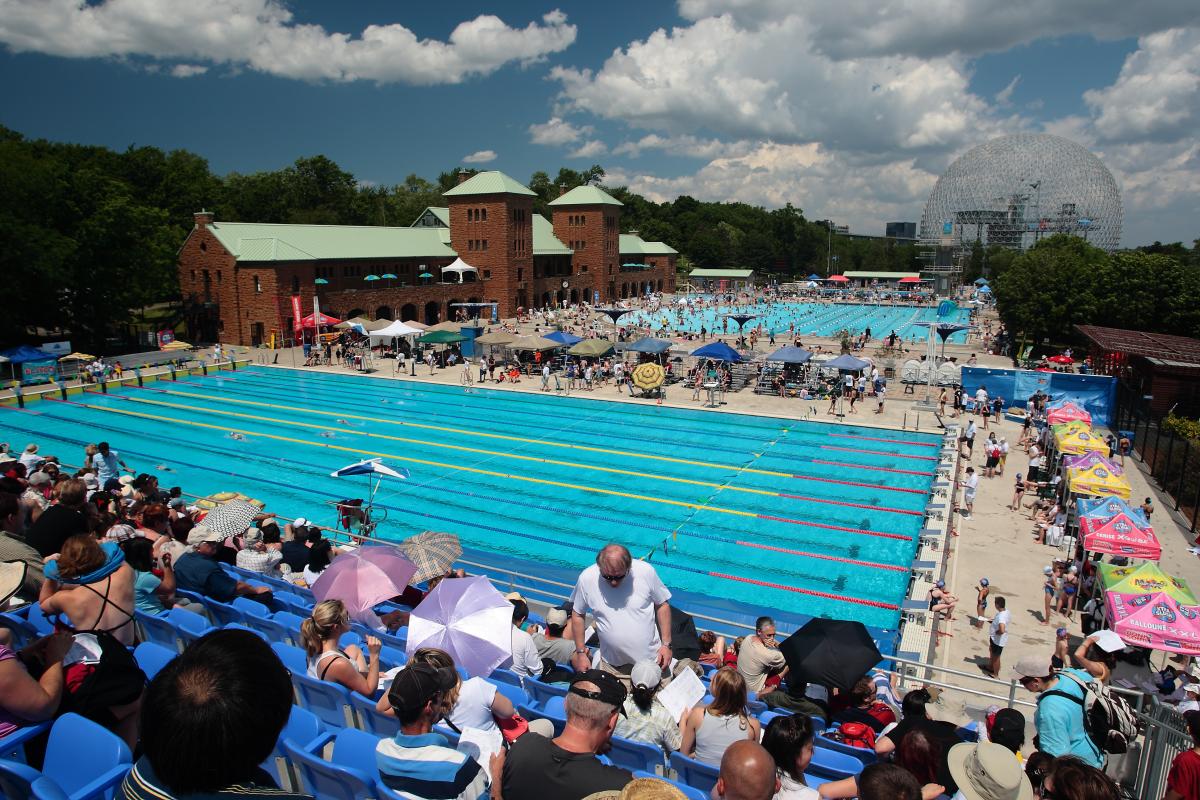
top-left (505, 597), bottom-right (544, 679)
top-left (854, 764), bottom-right (921, 800)
top-left (761, 713), bottom-right (817, 800)
top-left (737, 616), bottom-right (787, 696)
top-left (532, 608), bottom-right (578, 664)
top-left (122, 536), bottom-right (177, 615)
top-left (122, 629), bottom-right (312, 799)
top-left (0, 493), bottom-right (46, 598)
top-left (1024, 753), bottom-right (1110, 800)
top-left (281, 524), bottom-right (319, 572)
top-left (698, 630), bottom-right (727, 667)
top-left (302, 539), bottom-right (333, 587)
top-left (173, 524), bottom-right (272, 603)
top-left (0, 562), bottom-right (72, 736)
top-left (822, 728), bottom-right (949, 799)
top-left (681, 667), bottom-right (761, 766)
top-left (831, 675), bottom-right (896, 733)
top-left (986, 707), bottom-right (1026, 755)
top-left (762, 678), bottom-right (829, 722)
top-left (1165, 710), bottom-right (1200, 800)
top-left (25, 477), bottom-right (89, 557)
top-left (502, 670), bottom-right (633, 800)
top-left (236, 527), bottom-right (284, 577)
top-left (300, 599), bottom-right (381, 697)
top-left (715, 740), bottom-right (779, 800)
top-left (615, 659), bottom-right (683, 754)
top-left (376, 661), bottom-right (492, 800)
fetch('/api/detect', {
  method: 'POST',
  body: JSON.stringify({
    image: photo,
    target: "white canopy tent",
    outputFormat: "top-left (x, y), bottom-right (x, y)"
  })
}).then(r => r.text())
top-left (368, 320), bottom-right (424, 341)
top-left (441, 258), bottom-right (478, 284)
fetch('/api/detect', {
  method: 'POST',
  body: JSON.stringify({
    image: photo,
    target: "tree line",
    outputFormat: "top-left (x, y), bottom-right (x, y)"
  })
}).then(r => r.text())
top-left (1, 124), bottom-right (1196, 351)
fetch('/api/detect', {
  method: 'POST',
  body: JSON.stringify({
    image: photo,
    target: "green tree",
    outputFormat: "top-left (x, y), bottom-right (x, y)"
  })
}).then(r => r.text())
top-left (994, 235), bottom-right (1108, 345)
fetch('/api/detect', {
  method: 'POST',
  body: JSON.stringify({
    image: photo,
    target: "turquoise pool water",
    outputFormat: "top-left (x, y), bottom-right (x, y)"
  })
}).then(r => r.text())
top-left (626, 301), bottom-right (971, 344)
top-left (2, 367), bottom-right (943, 630)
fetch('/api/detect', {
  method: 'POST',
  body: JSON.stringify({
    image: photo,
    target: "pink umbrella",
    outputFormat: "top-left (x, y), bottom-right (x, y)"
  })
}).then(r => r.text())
top-left (406, 576), bottom-right (512, 677)
top-left (1062, 451), bottom-right (1123, 475)
top-left (310, 544), bottom-right (417, 617)
top-left (1106, 591), bottom-right (1200, 655)
top-left (1081, 513), bottom-right (1160, 561)
top-left (1047, 402), bottom-right (1091, 426)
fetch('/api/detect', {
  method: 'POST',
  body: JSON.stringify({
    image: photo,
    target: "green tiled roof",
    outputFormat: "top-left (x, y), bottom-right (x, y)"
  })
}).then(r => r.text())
top-left (533, 214), bottom-right (572, 255)
top-left (689, 268), bottom-right (755, 278)
top-left (412, 207), bottom-right (450, 227)
top-left (619, 234), bottom-right (678, 256)
top-left (443, 171), bottom-right (536, 197)
top-left (208, 222), bottom-right (456, 262)
top-left (548, 185), bottom-right (623, 207)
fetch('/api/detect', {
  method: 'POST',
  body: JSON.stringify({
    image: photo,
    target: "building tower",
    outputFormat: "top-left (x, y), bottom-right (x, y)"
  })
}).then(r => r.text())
top-left (548, 185), bottom-right (623, 305)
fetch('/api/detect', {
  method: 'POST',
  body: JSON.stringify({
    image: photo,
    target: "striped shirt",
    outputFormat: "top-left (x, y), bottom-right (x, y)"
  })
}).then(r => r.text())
top-left (121, 756), bottom-right (312, 799)
top-left (376, 731), bottom-right (489, 800)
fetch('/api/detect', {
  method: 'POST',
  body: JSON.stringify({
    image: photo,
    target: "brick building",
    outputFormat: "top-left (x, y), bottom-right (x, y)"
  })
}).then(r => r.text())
top-left (178, 171), bottom-right (678, 346)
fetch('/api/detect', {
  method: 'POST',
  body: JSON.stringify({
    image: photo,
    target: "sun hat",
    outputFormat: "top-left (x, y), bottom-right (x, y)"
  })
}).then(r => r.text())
top-left (504, 591), bottom-right (525, 602)
top-left (948, 741), bottom-right (1033, 800)
top-left (186, 524), bottom-right (223, 547)
top-left (0, 561), bottom-right (27, 607)
top-left (0, 453), bottom-right (15, 465)
top-left (104, 524), bottom-right (137, 542)
top-left (24, 444), bottom-right (38, 454)
top-left (631, 659), bottom-right (661, 690)
top-left (82, 473), bottom-right (100, 490)
top-left (1012, 656), bottom-right (1054, 680)
top-left (28, 472), bottom-right (51, 487)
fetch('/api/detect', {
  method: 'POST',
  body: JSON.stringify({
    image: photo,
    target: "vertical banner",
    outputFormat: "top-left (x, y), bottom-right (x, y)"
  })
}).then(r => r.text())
top-left (291, 295), bottom-right (302, 336)
top-left (157, 330), bottom-right (175, 348)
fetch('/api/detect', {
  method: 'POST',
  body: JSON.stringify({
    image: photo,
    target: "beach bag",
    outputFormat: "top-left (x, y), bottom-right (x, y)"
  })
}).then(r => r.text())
top-left (1041, 671), bottom-right (1137, 754)
top-left (494, 713), bottom-right (530, 743)
top-left (830, 721), bottom-right (876, 750)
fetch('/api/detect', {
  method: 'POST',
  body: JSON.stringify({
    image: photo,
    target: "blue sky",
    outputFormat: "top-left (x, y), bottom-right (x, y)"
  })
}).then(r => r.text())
top-left (1, 1), bottom-right (1197, 247)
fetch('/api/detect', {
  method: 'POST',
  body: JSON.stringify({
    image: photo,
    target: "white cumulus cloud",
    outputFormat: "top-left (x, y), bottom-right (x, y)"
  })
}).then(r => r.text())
top-left (462, 150), bottom-right (497, 164)
top-left (567, 140), bottom-right (607, 159)
top-left (0, 1), bottom-right (577, 85)
top-left (528, 116), bottom-right (593, 146)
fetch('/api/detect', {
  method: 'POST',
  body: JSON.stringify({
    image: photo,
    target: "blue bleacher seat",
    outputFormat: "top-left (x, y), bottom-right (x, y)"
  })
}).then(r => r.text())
top-left (271, 642), bottom-right (309, 675)
top-left (489, 669), bottom-right (524, 689)
top-left (608, 735), bottom-right (666, 774)
top-left (325, 727), bottom-right (381, 779)
top-left (807, 746), bottom-right (864, 781)
top-left (166, 607), bottom-right (213, 645)
top-left (263, 706), bottom-right (325, 793)
top-left (814, 734), bottom-right (876, 766)
top-left (633, 771), bottom-right (706, 800)
top-left (524, 676), bottom-right (568, 709)
top-left (668, 752), bottom-right (720, 793)
top-left (0, 721), bottom-right (50, 764)
top-left (40, 712), bottom-right (133, 800)
top-left (292, 671), bottom-right (357, 729)
top-left (350, 692), bottom-right (400, 738)
top-left (283, 737), bottom-right (377, 800)
top-left (0, 758), bottom-right (69, 800)
top-left (135, 610), bottom-right (182, 653)
top-left (273, 610), bottom-right (309, 636)
top-left (375, 629), bottom-right (407, 652)
top-left (26, 607), bottom-right (55, 637)
top-left (242, 612), bottom-right (299, 646)
top-left (0, 611), bottom-right (39, 648)
top-left (520, 696), bottom-right (566, 736)
top-left (485, 677), bottom-right (531, 709)
top-left (222, 622), bottom-right (268, 641)
top-left (758, 710), bottom-right (792, 730)
top-left (232, 596), bottom-right (272, 618)
top-left (133, 641), bottom-right (176, 680)
top-left (274, 592), bottom-right (314, 615)
top-left (201, 598), bottom-right (247, 627)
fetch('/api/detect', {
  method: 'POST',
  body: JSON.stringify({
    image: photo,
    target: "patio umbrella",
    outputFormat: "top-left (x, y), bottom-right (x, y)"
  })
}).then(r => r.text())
top-left (824, 354), bottom-right (871, 371)
top-left (202, 499), bottom-right (261, 540)
top-left (568, 339), bottom-right (615, 358)
top-left (974, 278), bottom-right (989, 285)
top-left (161, 340), bottom-right (193, 351)
top-left (330, 458), bottom-right (409, 510)
top-left (473, 331), bottom-right (516, 346)
top-left (508, 335), bottom-right (560, 351)
top-left (406, 575), bottom-right (513, 677)
top-left (779, 618), bottom-right (882, 691)
top-left (691, 341), bottom-right (742, 362)
top-left (364, 274), bottom-right (380, 282)
top-left (1099, 562), bottom-right (1196, 604)
top-left (725, 314), bottom-right (758, 334)
top-left (426, 321), bottom-right (464, 333)
top-left (310, 545), bottom-right (418, 617)
top-left (594, 307), bottom-right (631, 339)
top-left (400, 531), bottom-right (463, 584)
top-left (1105, 591), bottom-right (1200, 655)
top-left (59, 352), bottom-right (97, 362)
top-left (625, 337), bottom-right (673, 355)
top-left (381, 273), bottom-right (398, 280)
top-left (543, 330), bottom-right (583, 346)
top-left (765, 346), bottom-right (813, 364)
top-left (401, 320), bottom-right (430, 331)
top-left (315, 278), bottom-right (329, 285)
top-left (419, 330), bottom-right (467, 345)
top-left (631, 362), bottom-right (665, 391)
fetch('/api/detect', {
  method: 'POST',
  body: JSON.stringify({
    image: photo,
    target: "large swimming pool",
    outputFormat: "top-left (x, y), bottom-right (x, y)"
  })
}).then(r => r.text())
top-left (626, 301), bottom-right (971, 344)
top-left (2, 367), bottom-right (943, 631)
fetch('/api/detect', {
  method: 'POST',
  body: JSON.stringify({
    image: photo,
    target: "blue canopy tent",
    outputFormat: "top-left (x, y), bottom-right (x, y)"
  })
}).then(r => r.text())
top-left (974, 277), bottom-right (989, 285)
top-left (0, 345), bottom-right (58, 385)
top-left (691, 341), bottom-right (742, 362)
top-left (543, 330), bottom-right (583, 346)
top-left (625, 337), bottom-right (673, 354)
top-left (824, 354), bottom-right (871, 371)
top-left (765, 346), bottom-right (813, 364)
top-left (977, 285), bottom-right (992, 294)
top-left (807, 274), bottom-right (822, 281)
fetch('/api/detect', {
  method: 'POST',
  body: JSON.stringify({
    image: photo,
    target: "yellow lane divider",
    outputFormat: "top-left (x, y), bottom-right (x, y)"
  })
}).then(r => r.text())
top-left (115, 393), bottom-right (788, 502)
top-left (147, 386), bottom-right (804, 480)
top-left (64, 398), bottom-right (767, 522)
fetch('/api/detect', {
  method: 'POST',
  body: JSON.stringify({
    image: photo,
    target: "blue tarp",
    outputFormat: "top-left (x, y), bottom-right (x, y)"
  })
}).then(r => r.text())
top-left (624, 336), bottom-right (673, 354)
top-left (961, 366), bottom-right (1118, 427)
top-left (765, 346), bottom-right (813, 364)
top-left (0, 345), bottom-right (54, 364)
top-left (691, 341), bottom-right (742, 362)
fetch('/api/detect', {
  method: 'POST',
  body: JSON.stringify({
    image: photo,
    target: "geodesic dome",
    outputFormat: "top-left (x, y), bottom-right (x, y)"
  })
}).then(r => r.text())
top-left (920, 134), bottom-right (1122, 252)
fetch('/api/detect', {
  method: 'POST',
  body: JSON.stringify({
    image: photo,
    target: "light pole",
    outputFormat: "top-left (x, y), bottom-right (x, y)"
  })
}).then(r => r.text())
top-left (826, 220), bottom-right (833, 277)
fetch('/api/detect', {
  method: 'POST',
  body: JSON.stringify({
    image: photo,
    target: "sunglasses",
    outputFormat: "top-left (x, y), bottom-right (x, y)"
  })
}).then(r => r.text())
top-left (600, 572), bottom-right (627, 582)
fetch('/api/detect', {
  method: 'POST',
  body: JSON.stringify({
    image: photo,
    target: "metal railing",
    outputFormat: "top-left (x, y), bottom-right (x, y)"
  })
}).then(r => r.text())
top-left (1130, 696), bottom-right (1191, 800)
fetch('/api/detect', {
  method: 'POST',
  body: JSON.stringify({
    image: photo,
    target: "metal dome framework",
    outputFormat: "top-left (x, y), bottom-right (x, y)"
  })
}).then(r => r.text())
top-left (920, 134), bottom-right (1122, 253)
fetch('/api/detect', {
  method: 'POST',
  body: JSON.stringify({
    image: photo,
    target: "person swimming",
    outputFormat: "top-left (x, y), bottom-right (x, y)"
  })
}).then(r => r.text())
top-left (228, 432), bottom-right (246, 441)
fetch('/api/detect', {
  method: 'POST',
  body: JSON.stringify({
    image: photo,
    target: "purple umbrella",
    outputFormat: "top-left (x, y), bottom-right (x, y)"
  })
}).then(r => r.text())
top-left (310, 544), bottom-right (417, 617)
top-left (406, 576), bottom-right (512, 677)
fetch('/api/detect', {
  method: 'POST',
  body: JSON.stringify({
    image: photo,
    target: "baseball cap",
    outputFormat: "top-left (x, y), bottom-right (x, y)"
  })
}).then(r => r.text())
top-left (1012, 656), bottom-right (1054, 680)
top-left (569, 669), bottom-right (628, 716)
top-left (546, 608), bottom-right (569, 628)
top-left (186, 524), bottom-right (223, 547)
top-left (387, 662), bottom-right (459, 716)
top-left (630, 660), bottom-right (661, 691)
top-left (28, 472), bottom-right (51, 487)
top-left (83, 473), bottom-right (100, 490)
top-left (292, 517), bottom-right (309, 528)
top-left (1043, 566), bottom-right (1053, 575)
top-left (988, 707), bottom-right (1026, 752)
top-left (504, 591), bottom-right (525, 603)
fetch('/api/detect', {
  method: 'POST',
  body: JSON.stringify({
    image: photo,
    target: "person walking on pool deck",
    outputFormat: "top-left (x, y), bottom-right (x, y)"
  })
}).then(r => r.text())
top-left (986, 596), bottom-right (1009, 678)
top-left (570, 543), bottom-right (673, 686)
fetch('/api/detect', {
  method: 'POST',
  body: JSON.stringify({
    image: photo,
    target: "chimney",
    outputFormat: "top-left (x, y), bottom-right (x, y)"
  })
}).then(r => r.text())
top-left (194, 209), bottom-right (214, 228)
top-left (457, 171), bottom-right (472, 185)
top-left (558, 184), bottom-right (568, 197)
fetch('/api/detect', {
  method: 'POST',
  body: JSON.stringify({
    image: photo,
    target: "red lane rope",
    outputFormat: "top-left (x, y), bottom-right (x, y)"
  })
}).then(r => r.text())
top-left (789, 473), bottom-right (926, 495)
top-left (756, 514), bottom-right (913, 541)
top-left (821, 445), bottom-right (939, 461)
top-left (827, 432), bottom-right (939, 448)
top-left (810, 460), bottom-right (929, 476)
top-left (777, 493), bottom-right (924, 516)
top-left (736, 541), bottom-right (909, 572)
top-left (709, 572), bottom-right (901, 610)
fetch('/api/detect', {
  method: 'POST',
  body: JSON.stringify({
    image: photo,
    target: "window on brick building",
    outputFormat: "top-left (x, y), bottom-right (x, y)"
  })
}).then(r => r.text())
top-left (482, 240), bottom-right (488, 251)
top-left (482, 208), bottom-right (487, 221)
top-left (216, 270), bottom-right (222, 283)
top-left (254, 276), bottom-right (261, 293)
top-left (200, 241), bottom-right (207, 252)
top-left (292, 276), bottom-right (300, 294)
top-left (483, 270), bottom-right (491, 279)
top-left (517, 267), bottom-right (524, 281)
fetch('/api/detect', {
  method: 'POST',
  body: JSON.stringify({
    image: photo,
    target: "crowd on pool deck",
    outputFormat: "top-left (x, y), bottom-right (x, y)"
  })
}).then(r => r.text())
top-left (0, 427), bottom-right (1172, 800)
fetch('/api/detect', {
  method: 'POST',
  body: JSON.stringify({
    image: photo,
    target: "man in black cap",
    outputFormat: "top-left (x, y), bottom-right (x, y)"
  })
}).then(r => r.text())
top-left (501, 669), bottom-right (632, 800)
top-left (376, 662), bottom-right (491, 800)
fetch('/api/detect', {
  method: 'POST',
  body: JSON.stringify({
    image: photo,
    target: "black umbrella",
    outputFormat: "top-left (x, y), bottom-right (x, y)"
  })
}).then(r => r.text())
top-left (725, 314), bottom-right (758, 334)
top-left (778, 618), bottom-right (882, 692)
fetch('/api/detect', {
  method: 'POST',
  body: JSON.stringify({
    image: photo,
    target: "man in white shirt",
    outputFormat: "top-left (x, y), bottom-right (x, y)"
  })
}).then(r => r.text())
top-left (975, 386), bottom-right (989, 413)
top-left (570, 544), bottom-right (673, 686)
top-left (18, 444), bottom-right (43, 472)
top-left (506, 598), bottom-right (545, 679)
top-left (987, 596), bottom-right (1010, 677)
top-left (960, 466), bottom-right (979, 516)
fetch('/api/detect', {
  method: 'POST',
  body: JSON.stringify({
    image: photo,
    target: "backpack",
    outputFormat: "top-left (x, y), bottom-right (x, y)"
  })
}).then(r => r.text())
top-left (830, 721), bottom-right (876, 750)
top-left (1039, 671), bottom-right (1138, 754)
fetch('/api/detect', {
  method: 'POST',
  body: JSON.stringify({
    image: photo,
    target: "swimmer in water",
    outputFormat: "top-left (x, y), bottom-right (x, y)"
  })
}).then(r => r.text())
top-left (228, 432), bottom-right (246, 441)
top-left (155, 464), bottom-right (173, 472)
top-left (319, 431), bottom-right (336, 438)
